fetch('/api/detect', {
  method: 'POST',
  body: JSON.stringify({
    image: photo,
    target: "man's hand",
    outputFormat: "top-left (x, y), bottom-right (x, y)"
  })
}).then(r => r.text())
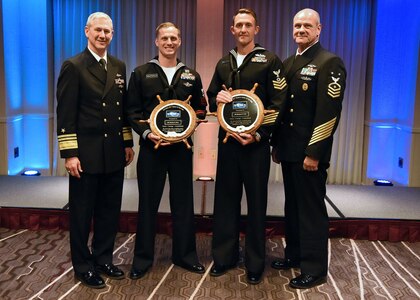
top-left (65, 157), bottom-right (83, 178)
top-left (216, 90), bottom-right (233, 105)
top-left (147, 132), bottom-right (170, 146)
top-left (230, 132), bottom-right (257, 146)
top-left (303, 156), bottom-right (319, 171)
top-left (125, 147), bottom-right (134, 166)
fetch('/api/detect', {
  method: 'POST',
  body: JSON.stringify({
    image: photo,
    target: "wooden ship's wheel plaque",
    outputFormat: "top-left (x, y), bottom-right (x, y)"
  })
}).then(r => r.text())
top-left (144, 95), bottom-right (205, 149)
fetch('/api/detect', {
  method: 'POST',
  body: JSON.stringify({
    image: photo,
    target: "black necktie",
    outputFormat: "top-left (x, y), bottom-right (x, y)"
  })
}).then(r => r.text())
top-left (99, 58), bottom-right (107, 71)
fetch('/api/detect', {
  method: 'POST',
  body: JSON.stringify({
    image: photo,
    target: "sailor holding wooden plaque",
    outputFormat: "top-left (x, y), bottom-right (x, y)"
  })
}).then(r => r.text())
top-left (207, 8), bottom-right (287, 285)
top-left (126, 22), bottom-right (207, 280)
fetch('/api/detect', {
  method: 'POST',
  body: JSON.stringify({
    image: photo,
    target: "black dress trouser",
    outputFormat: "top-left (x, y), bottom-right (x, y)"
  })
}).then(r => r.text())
top-left (281, 161), bottom-right (329, 276)
top-left (69, 169), bottom-right (124, 273)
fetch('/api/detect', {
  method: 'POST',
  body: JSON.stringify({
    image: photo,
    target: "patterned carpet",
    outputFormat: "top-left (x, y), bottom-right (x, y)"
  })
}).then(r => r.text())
top-left (0, 228), bottom-right (419, 300)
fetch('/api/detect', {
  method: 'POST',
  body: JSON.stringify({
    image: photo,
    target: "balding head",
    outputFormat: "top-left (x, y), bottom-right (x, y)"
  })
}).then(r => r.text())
top-left (294, 8), bottom-right (320, 25)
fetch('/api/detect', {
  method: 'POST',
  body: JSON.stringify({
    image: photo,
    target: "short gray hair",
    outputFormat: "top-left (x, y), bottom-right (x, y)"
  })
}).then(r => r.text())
top-left (86, 12), bottom-right (113, 28)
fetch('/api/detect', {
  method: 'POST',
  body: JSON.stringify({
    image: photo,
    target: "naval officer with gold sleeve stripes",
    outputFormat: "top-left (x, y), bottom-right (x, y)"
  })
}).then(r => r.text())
top-left (56, 12), bottom-right (134, 289)
top-left (270, 8), bottom-right (346, 289)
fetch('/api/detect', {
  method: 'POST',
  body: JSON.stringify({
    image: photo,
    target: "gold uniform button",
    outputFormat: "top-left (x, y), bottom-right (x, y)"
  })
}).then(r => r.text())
top-left (290, 108), bottom-right (294, 113)
top-left (116, 102), bottom-right (120, 105)
top-left (118, 132), bottom-right (121, 136)
top-left (118, 117), bottom-right (121, 120)
top-left (290, 123), bottom-right (294, 127)
top-left (102, 103), bottom-right (106, 107)
top-left (104, 118), bottom-right (107, 122)
top-left (104, 134), bottom-right (108, 137)
top-left (291, 94), bottom-right (294, 99)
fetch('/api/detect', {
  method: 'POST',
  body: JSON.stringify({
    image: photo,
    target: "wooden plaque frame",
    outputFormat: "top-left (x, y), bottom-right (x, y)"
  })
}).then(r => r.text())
top-left (148, 96), bottom-right (197, 149)
top-left (216, 84), bottom-right (265, 143)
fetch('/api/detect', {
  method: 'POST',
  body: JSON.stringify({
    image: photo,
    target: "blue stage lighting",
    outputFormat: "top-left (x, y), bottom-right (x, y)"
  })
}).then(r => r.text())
top-left (21, 170), bottom-right (41, 176)
top-left (374, 179), bottom-right (393, 186)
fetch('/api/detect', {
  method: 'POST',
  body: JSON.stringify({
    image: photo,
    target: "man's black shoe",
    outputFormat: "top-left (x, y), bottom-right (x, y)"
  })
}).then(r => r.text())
top-left (289, 274), bottom-right (327, 289)
top-left (271, 258), bottom-right (300, 270)
top-left (75, 270), bottom-right (106, 289)
top-left (246, 271), bottom-right (262, 285)
top-left (210, 264), bottom-right (236, 277)
top-left (95, 263), bottom-right (125, 279)
top-left (175, 263), bottom-right (205, 274)
top-left (129, 267), bottom-right (150, 280)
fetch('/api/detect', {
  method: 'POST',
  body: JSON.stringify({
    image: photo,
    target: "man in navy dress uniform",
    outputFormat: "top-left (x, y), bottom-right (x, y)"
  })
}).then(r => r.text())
top-left (56, 12), bottom-right (134, 289)
top-left (271, 8), bottom-right (346, 289)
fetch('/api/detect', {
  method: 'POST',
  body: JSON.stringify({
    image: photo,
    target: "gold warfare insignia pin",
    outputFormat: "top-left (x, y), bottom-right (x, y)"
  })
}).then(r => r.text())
top-left (302, 83), bottom-right (308, 91)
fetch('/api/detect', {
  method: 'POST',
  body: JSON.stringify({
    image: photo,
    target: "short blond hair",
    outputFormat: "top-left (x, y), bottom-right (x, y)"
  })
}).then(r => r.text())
top-left (155, 22), bottom-right (181, 38)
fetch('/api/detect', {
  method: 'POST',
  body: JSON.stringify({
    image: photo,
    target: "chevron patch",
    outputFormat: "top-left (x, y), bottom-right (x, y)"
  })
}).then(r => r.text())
top-left (273, 77), bottom-right (287, 90)
top-left (327, 76), bottom-right (342, 98)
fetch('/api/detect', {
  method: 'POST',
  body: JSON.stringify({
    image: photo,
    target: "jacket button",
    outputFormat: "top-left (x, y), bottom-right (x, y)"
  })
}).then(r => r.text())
top-left (102, 103), bottom-right (106, 107)
top-left (118, 117), bottom-right (121, 120)
top-left (290, 108), bottom-right (294, 113)
top-left (291, 94), bottom-right (294, 99)
top-left (104, 133), bottom-right (108, 137)
top-left (116, 102), bottom-right (120, 105)
top-left (290, 123), bottom-right (294, 127)
top-left (104, 118), bottom-right (107, 122)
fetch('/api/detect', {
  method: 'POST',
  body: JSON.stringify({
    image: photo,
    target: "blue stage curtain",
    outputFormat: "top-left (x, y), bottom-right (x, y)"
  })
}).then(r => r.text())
top-left (51, 0), bottom-right (374, 184)
top-left (52, 0), bottom-right (197, 176)
top-left (224, 0), bottom-right (373, 184)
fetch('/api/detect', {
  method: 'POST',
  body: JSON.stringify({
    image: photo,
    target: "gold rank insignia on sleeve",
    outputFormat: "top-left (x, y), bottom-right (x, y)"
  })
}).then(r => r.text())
top-left (308, 117), bottom-right (337, 146)
top-left (273, 77), bottom-right (287, 90)
top-left (272, 69), bottom-right (287, 91)
top-left (58, 133), bottom-right (78, 151)
top-left (262, 111), bottom-right (279, 125)
top-left (327, 75), bottom-right (342, 98)
top-left (123, 127), bottom-right (133, 141)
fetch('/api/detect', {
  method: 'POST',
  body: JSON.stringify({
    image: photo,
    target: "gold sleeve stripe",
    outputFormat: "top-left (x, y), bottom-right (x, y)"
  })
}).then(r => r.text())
top-left (273, 78), bottom-right (287, 90)
top-left (308, 117), bottom-right (336, 146)
top-left (262, 111), bottom-right (279, 125)
top-left (58, 134), bottom-right (78, 151)
top-left (58, 133), bottom-right (77, 140)
top-left (123, 127), bottom-right (133, 141)
top-left (309, 120), bottom-right (335, 143)
top-left (58, 141), bottom-right (78, 151)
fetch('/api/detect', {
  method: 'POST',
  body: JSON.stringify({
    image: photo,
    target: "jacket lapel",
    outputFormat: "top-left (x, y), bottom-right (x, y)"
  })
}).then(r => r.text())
top-left (103, 58), bottom-right (117, 97)
top-left (84, 51), bottom-right (106, 85)
top-left (85, 56), bottom-right (107, 86)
